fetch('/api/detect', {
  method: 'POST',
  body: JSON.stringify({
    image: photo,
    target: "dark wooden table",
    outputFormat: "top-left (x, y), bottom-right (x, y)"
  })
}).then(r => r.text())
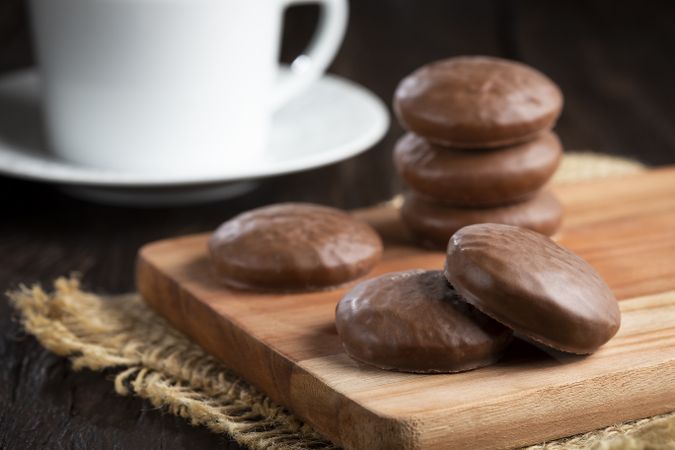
top-left (1, 1), bottom-right (674, 448)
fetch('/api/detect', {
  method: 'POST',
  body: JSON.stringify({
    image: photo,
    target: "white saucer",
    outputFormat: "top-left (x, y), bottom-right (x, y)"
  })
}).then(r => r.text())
top-left (0, 71), bottom-right (389, 205)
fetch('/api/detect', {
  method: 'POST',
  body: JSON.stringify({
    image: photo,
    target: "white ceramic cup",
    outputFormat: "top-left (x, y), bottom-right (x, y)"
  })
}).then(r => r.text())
top-left (29, 0), bottom-right (348, 175)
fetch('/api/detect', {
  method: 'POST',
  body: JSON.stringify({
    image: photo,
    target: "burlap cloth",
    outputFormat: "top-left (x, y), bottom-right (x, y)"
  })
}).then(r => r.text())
top-left (9, 153), bottom-right (675, 450)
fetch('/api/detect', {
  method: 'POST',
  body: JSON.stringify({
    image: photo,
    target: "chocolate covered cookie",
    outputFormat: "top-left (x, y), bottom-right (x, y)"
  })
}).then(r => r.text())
top-left (394, 56), bottom-right (563, 148)
top-left (394, 131), bottom-right (562, 206)
top-left (335, 270), bottom-right (512, 373)
top-left (209, 203), bottom-right (383, 291)
top-left (445, 224), bottom-right (621, 354)
top-left (401, 190), bottom-right (563, 249)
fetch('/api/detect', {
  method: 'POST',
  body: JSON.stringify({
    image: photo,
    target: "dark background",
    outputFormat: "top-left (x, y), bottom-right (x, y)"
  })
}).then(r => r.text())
top-left (1, 1), bottom-right (674, 448)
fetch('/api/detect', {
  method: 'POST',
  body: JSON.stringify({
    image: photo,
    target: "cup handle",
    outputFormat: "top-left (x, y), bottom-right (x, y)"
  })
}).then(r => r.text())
top-left (272, 0), bottom-right (348, 110)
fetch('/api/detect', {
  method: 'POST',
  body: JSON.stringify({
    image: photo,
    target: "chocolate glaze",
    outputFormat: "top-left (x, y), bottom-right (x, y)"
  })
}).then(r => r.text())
top-left (394, 131), bottom-right (562, 206)
top-left (335, 270), bottom-right (512, 373)
top-left (445, 224), bottom-right (621, 354)
top-left (394, 56), bottom-right (563, 148)
top-left (401, 190), bottom-right (563, 249)
top-left (209, 203), bottom-right (383, 291)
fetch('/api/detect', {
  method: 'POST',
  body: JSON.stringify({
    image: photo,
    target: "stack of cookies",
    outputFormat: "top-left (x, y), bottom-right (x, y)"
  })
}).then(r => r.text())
top-left (393, 56), bottom-right (565, 249)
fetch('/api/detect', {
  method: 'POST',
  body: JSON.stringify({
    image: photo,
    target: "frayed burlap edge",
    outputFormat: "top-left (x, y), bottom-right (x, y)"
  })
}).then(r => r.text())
top-left (552, 152), bottom-right (645, 184)
top-left (525, 411), bottom-right (675, 450)
top-left (8, 278), bottom-right (337, 450)
top-left (10, 153), bottom-right (673, 450)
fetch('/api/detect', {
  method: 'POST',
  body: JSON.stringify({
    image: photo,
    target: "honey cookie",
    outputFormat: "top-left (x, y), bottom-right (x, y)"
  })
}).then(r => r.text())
top-left (394, 56), bottom-right (563, 148)
top-left (335, 270), bottom-right (512, 373)
top-left (394, 131), bottom-right (562, 206)
top-left (445, 224), bottom-right (620, 354)
top-left (401, 190), bottom-right (562, 249)
top-left (209, 203), bottom-right (383, 291)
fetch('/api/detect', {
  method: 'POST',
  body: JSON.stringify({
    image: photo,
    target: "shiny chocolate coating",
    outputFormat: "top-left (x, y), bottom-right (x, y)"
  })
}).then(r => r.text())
top-left (401, 190), bottom-right (563, 250)
top-left (335, 270), bottom-right (512, 373)
top-left (209, 203), bottom-right (383, 291)
top-left (445, 224), bottom-right (621, 354)
top-left (394, 131), bottom-right (562, 206)
top-left (394, 56), bottom-right (563, 148)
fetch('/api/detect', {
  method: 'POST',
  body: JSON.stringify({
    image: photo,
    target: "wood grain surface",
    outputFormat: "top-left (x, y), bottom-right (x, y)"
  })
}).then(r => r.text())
top-left (138, 168), bottom-right (675, 449)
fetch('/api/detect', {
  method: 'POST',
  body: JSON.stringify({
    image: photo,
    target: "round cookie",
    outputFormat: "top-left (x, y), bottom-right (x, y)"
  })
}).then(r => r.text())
top-left (209, 203), bottom-right (383, 292)
top-left (335, 270), bottom-right (512, 373)
top-left (401, 190), bottom-right (562, 250)
top-left (394, 131), bottom-right (562, 206)
top-left (445, 224), bottom-right (621, 354)
top-left (394, 56), bottom-right (563, 148)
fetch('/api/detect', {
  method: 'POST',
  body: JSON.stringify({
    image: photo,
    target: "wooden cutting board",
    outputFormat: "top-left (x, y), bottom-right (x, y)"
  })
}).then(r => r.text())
top-left (137, 167), bottom-right (675, 450)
